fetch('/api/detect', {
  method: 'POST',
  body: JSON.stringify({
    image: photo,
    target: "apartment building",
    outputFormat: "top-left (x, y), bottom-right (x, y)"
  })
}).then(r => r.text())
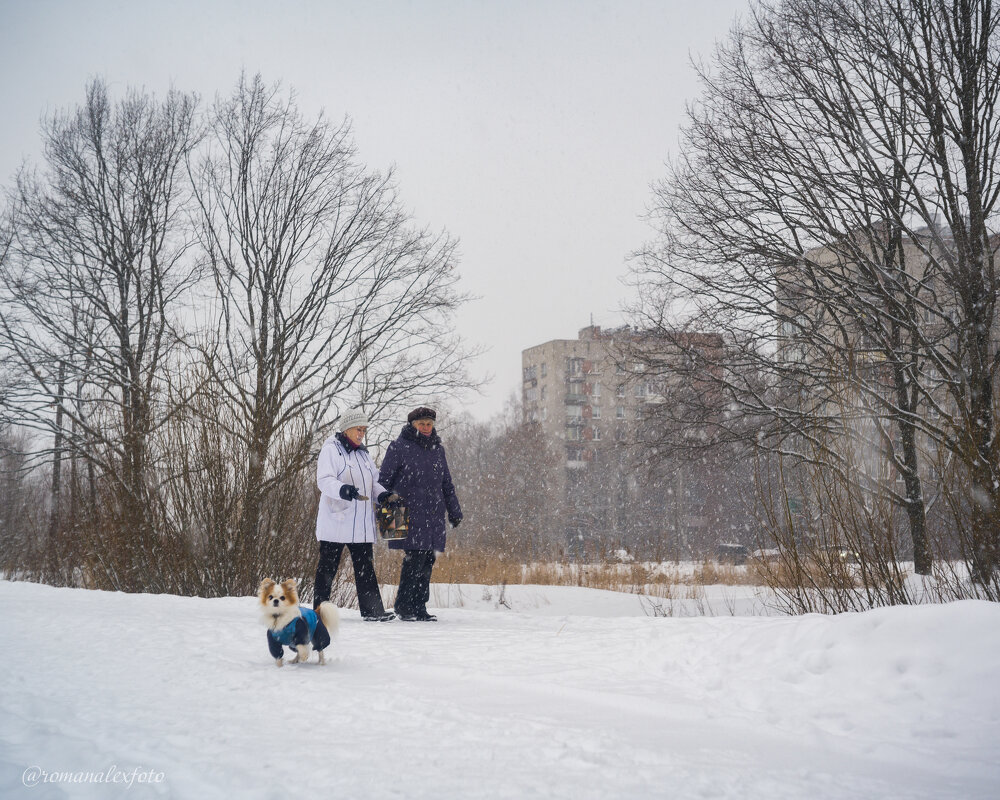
top-left (777, 231), bottom-right (1000, 499)
top-left (522, 324), bottom-right (640, 462)
top-left (521, 324), bottom-right (738, 558)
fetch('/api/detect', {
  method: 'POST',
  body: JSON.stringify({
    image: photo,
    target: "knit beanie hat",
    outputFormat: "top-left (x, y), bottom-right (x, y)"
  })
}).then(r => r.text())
top-left (407, 406), bottom-right (437, 424)
top-left (338, 408), bottom-right (369, 431)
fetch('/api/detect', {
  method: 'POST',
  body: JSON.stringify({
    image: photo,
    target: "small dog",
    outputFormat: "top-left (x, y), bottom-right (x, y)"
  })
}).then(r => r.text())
top-left (258, 578), bottom-right (340, 667)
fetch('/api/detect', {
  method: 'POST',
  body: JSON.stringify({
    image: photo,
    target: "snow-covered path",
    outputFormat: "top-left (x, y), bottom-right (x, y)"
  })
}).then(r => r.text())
top-left (1, 580), bottom-right (998, 799)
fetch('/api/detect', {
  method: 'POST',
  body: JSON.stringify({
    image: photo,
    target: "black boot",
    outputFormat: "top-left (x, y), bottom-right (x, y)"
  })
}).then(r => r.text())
top-left (363, 612), bottom-right (396, 622)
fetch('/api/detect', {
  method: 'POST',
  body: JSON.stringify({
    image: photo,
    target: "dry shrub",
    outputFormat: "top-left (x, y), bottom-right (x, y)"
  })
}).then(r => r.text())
top-left (749, 555), bottom-right (858, 592)
top-left (688, 560), bottom-right (758, 586)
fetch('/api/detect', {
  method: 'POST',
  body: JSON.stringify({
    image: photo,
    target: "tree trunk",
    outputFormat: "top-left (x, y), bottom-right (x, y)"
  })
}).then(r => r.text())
top-left (48, 361), bottom-right (66, 542)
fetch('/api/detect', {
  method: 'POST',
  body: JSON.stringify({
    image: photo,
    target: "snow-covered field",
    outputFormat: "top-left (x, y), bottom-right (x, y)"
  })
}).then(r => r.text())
top-left (2, 580), bottom-right (998, 799)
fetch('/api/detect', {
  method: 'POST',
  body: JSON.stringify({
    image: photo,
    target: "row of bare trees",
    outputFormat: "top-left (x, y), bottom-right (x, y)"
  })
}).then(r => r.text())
top-left (0, 74), bottom-right (472, 595)
top-left (628, 0), bottom-right (999, 600)
top-left (442, 401), bottom-right (568, 561)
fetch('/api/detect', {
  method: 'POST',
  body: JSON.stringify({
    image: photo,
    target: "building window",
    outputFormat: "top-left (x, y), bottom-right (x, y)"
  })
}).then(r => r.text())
top-left (525, 387), bottom-right (538, 402)
top-left (617, 383), bottom-right (626, 398)
top-left (634, 382), bottom-right (645, 398)
top-left (567, 405), bottom-right (583, 421)
top-left (616, 405), bottom-right (626, 419)
top-left (567, 357), bottom-right (584, 376)
top-left (590, 382), bottom-right (602, 398)
top-left (592, 426), bottom-right (602, 441)
top-left (567, 427), bottom-right (581, 442)
top-left (540, 385), bottom-right (547, 401)
top-left (541, 363), bottom-right (547, 378)
top-left (592, 405), bottom-right (601, 420)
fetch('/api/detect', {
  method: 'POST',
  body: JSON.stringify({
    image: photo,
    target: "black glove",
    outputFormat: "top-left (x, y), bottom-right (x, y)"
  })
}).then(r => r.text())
top-left (339, 484), bottom-right (362, 501)
top-left (378, 491), bottom-right (403, 508)
top-left (448, 515), bottom-right (462, 529)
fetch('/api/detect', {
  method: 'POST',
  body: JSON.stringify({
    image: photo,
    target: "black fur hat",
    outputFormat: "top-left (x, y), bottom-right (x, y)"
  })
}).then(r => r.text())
top-left (407, 406), bottom-right (437, 424)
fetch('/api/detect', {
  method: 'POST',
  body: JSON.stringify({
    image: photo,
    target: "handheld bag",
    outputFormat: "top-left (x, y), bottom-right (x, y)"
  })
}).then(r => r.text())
top-left (376, 499), bottom-right (410, 540)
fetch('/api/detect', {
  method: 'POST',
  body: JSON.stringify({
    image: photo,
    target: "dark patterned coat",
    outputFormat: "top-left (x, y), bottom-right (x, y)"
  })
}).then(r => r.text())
top-left (378, 424), bottom-right (462, 551)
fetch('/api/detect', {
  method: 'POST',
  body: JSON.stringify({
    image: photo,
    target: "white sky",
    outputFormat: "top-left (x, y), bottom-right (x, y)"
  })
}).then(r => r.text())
top-left (0, 0), bottom-right (751, 420)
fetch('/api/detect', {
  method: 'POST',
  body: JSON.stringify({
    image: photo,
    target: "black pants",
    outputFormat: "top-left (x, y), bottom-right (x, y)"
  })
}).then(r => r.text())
top-left (394, 549), bottom-right (436, 615)
top-left (313, 541), bottom-right (386, 618)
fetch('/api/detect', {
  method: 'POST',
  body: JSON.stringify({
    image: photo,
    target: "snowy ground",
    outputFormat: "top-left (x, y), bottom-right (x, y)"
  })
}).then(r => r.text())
top-left (429, 580), bottom-right (775, 617)
top-left (2, 580), bottom-right (998, 799)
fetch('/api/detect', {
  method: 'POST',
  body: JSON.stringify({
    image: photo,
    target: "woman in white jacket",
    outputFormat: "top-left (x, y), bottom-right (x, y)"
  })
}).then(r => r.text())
top-left (313, 408), bottom-right (395, 621)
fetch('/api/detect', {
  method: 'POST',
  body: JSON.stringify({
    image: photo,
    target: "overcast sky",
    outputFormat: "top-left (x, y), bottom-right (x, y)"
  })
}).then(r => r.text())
top-left (0, 0), bottom-right (751, 420)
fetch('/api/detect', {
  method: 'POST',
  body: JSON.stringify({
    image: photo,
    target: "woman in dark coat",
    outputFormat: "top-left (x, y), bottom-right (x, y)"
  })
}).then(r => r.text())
top-left (378, 407), bottom-right (462, 621)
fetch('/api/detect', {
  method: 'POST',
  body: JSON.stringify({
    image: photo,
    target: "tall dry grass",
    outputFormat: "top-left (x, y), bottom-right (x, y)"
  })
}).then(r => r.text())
top-left (423, 549), bottom-right (762, 598)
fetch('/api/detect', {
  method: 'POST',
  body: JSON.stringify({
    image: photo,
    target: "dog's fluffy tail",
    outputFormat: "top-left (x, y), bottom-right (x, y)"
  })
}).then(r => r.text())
top-left (317, 601), bottom-right (340, 637)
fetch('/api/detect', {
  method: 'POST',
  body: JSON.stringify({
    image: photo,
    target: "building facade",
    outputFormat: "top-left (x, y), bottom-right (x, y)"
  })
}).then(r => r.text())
top-left (521, 324), bottom-right (738, 559)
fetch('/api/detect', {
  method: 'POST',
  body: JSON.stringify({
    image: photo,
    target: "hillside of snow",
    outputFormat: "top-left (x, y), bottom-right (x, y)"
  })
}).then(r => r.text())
top-left (2, 580), bottom-right (998, 799)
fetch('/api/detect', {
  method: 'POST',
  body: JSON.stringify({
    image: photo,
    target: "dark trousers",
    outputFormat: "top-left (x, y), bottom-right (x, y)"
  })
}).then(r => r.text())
top-left (314, 541), bottom-right (386, 618)
top-left (394, 549), bottom-right (437, 615)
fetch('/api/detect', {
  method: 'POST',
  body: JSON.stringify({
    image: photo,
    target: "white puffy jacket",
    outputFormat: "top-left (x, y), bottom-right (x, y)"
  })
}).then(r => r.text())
top-left (315, 434), bottom-right (387, 543)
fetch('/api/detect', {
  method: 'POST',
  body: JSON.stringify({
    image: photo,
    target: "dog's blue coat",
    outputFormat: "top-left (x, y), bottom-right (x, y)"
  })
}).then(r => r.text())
top-left (266, 607), bottom-right (331, 659)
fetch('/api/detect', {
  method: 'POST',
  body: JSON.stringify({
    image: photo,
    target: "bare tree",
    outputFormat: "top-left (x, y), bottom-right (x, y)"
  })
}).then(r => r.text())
top-left (0, 79), bottom-right (202, 589)
top-left (609, 330), bottom-right (753, 560)
top-left (190, 74), bottom-right (472, 594)
top-left (445, 401), bottom-right (568, 561)
top-left (630, 0), bottom-right (999, 588)
top-left (0, 426), bottom-right (51, 580)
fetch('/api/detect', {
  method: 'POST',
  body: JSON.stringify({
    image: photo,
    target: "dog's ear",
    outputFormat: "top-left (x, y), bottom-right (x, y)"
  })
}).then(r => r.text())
top-left (280, 578), bottom-right (298, 603)
top-left (258, 579), bottom-right (276, 599)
